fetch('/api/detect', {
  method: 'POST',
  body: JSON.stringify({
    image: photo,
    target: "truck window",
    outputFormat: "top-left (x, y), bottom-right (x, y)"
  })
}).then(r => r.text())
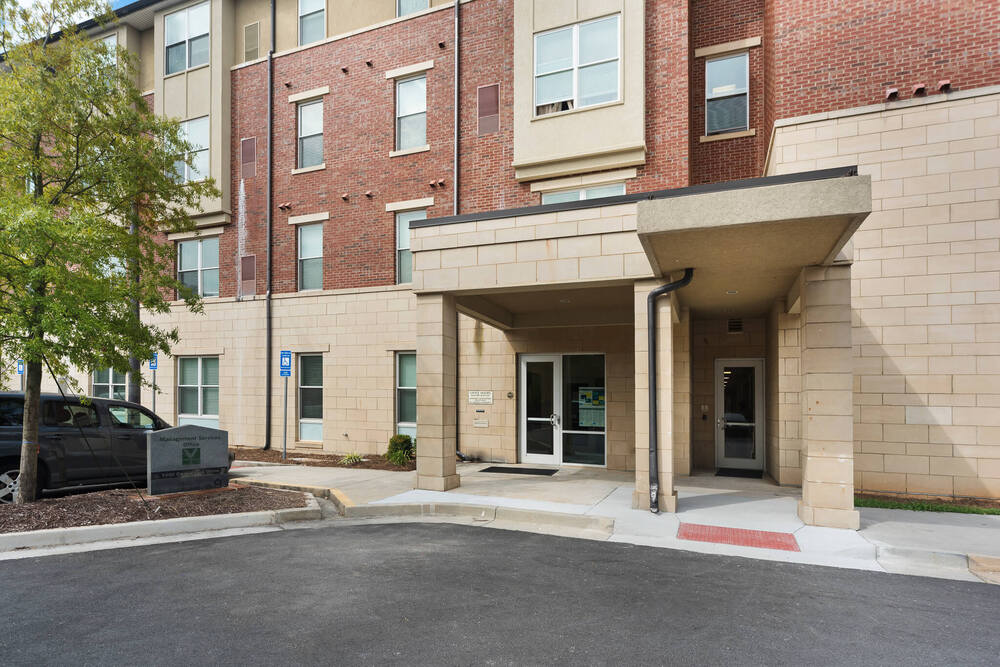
top-left (0, 399), bottom-right (24, 427)
top-left (108, 405), bottom-right (157, 430)
top-left (43, 402), bottom-right (100, 428)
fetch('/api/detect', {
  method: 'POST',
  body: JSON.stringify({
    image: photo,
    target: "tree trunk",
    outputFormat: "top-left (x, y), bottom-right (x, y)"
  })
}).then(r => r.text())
top-left (16, 360), bottom-right (43, 503)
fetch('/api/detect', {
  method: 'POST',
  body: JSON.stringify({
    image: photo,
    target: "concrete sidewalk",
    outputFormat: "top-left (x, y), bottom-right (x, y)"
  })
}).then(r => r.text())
top-left (230, 461), bottom-right (1000, 582)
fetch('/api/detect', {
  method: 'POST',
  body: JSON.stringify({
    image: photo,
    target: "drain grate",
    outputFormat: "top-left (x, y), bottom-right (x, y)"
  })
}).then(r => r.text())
top-left (480, 466), bottom-right (557, 476)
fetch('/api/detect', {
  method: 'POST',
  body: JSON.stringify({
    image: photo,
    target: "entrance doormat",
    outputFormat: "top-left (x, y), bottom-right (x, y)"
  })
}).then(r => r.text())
top-left (480, 466), bottom-right (558, 476)
top-left (716, 468), bottom-right (763, 479)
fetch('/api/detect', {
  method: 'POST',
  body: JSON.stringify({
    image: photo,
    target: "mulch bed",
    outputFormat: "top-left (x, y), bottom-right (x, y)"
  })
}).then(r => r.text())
top-left (0, 485), bottom-right (307, 534)
top-left (231, 447), bottom-right (416, 472)
top-left (856, 492), bottom-right (1000, 512)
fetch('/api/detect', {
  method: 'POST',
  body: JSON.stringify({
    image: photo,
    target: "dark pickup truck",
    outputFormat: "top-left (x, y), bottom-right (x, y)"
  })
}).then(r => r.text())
top-left (0, 392), bottom-right (172, 503)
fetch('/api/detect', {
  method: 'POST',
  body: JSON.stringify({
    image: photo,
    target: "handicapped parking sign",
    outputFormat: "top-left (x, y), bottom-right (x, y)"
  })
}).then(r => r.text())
top-left (17, 360), bottom-right (24, 375)
top-left (149, 353), bottom-right (158, 370)
top-left (279, 350), bottom-right (292, 377)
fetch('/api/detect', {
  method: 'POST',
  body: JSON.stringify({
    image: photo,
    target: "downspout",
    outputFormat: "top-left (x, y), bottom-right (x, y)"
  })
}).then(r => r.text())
top-left (452, 0), bottom-right (460, 215)
top-left (646, 268), bottom-right (693, 513)
top-left (263, 0), bottom-right (276, 449)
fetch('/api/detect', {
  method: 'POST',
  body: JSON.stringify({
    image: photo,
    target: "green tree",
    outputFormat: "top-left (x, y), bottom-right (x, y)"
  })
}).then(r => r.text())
top-left (0, 0), bottom-right (218, 502)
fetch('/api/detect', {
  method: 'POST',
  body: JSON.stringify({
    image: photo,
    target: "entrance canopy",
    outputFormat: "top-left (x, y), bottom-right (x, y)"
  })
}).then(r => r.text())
top-left (636, 170), bottom-right (871, 317)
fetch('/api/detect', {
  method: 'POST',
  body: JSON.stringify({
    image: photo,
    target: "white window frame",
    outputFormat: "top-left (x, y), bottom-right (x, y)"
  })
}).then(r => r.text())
top-left (397, 0), bottom-right (429, 17)
top-left (541, 182), bottom-right (626, 205)
top-left (298, 354), bottom-right (323, 442)
top-left (396, 352), bottom-right (416, 439)
top-left (177, 356), bottom-right (219, 419)
top-left (298, 223), bottom-right (323, 291)
top-left (297, 100), bottom-right (323, 169)
top-left (395, 74), bottom-right (427, 151)
top-left (298, 0), bottom-right (325, 46)
top-left (177, 237), bottom-right (219, 297)
top-left (533, 14), bottom-right (621, 117)
top-left (705, 51), bottom-right (750, 136)
top-left (176, 116), bottom-right (210, 184)
top-left (92, 368), bottom-right (127, 400)
top-left (395, 208), bottom-right (426, 284)
top-left (164, 1), bottom-right (210, 76)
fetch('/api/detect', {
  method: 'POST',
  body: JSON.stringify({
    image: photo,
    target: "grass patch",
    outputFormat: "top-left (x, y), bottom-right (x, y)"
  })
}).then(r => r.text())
top-left (855, 495), bottom-right (1000, 515)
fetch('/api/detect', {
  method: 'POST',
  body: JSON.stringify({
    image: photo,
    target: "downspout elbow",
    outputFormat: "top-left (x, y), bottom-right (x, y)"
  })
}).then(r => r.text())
top-left (646, 268), bottom-right (694, 513)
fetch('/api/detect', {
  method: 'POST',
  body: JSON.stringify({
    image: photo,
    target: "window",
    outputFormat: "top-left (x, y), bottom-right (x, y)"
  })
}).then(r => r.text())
top-left (298, 223), bottom-right (323, 290)
top-left (99, 33), bottom-right (118, 68)
top-left (93, 368), bottom-right (127, 400)
top-left (534, 14), bottom-right (619, 116)
top-left (241, 136), bottom-right (257, 179)
top-left (244, 22), bottom-right (259, 61)
top-left (165, 2), bottom-right (210, 76)
top-left (298, 355), bottom-right (323, 441)
top-left (108, 405), bottom-right (159, 430)
top-left (174, 116), bottom-right (209, 183)
top-left (297, 100), bottom-right (323, 168)
top-left (395, 75), bottom-right (426, 150)
top-left (43, 402), bottom-right (100, 428)
top-left (395, 209), bottom-right (425, 284)
top-left (177, 357), bottom-right (219, 427)
top-left (705, 52), bottom-right (749, 135)
top-left (397, 0), bottom-right (428, 17)
top-left (298, 0), bottom-right (324, 46)
top-left (396, 352), bottom-right (416, 440)
top-left (541, 182), bottom-right (625, 205)
top-left (0, 398), bottom-right (24, 427)
top-left (177, 237), bottom-right (219, 297)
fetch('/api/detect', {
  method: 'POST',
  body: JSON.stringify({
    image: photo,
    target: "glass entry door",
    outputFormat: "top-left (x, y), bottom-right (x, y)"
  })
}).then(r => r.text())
top-left (714, 358), bottom-right (765, 470)
top-left (519, 354), bottom-right (606, 466)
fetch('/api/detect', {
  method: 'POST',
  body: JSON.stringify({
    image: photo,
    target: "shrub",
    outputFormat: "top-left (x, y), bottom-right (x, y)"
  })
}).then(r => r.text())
top-left (386, 434), bottom-right (415, 467)
top-left (339, 453), bottom-right (363, 466)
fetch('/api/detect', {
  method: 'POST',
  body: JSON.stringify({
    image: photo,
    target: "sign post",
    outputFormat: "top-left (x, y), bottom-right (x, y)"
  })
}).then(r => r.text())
top-left (17, 360), bottom-right (24, 392)
top-left (279, 350), bottom-right (292, 461)
top-left (149, 353), bottom-right (158, 413)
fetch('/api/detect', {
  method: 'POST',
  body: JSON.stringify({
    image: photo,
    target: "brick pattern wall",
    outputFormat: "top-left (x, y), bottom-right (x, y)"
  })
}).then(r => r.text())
top-left (689, 0), bottom-right (765, 184)
top-left (769, 90), bottom-right (1000, 499)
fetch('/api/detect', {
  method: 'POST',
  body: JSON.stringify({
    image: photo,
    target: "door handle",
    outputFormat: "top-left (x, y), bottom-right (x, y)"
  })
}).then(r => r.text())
top-left (549, 413), bottom-right (560, 428)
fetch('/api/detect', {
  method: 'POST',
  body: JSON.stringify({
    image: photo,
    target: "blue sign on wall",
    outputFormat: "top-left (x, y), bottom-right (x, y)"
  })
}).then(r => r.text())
top-left (280, 350), bottom-right (292, 377)
top-left (17, 360), bottom-right (24, 375)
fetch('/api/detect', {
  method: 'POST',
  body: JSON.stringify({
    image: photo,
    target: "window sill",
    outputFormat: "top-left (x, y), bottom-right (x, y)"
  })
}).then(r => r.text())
top-left (163, 62), bottom-right (209, 81)
top-left (389, 145), bottom-right (430, 158)
top-left (699, 128), bottom-right (756, 143)
top-left (531, 99), bottom-right (624, 122)
top-left (292, 163), bottom-right (326, 175)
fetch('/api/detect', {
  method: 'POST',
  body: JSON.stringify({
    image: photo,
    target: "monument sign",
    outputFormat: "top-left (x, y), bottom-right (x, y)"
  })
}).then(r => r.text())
top-left (147, 424), bottom-right (229, 494)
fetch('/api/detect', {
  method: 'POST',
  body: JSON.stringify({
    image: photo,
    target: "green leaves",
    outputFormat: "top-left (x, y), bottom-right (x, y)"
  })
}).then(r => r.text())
top-left (0, 0), bottom-right (219, 389)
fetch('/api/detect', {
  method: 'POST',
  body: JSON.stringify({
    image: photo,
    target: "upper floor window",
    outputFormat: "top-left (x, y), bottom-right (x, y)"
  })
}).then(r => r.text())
top-left (705, 52), bottom-right (749, 135)
top-left (541, 182), bottom-right (625, 205)
top-left (174, 116), bottom-right (209, 183)
top-left (395, 209), bottom-right (426, 284)
top-left (298, 0), bottom-right (325, 46)
top-left (534, 14), bottom-right (619, 117)
top-left (92, 368), bottom-right (127, 400)
top-left (297, 100), bottom-right (323, 168)
top-left (396, 75), bottom-right (427, 150)
top-left (298, 223), bottom-right (323, 291)
top-left (397, 0), bottom-right (428, 17)
top-left (178, 237), bottom-right (219, 297)
top-left (165, 1), bottom-right (210, 76)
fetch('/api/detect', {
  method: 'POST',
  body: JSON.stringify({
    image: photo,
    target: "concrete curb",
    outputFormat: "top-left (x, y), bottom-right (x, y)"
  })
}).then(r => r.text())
top-left (344, 502), bottom-right (615, 536)
top-left (969, 554), bottom-right (1000, 584)
top-left (232, 460), bottom-right (292, 468)
top-left (874, 545), bottom-right (982, 581)
top-left (234, 478), bottom-right (355, 513)
top-left (0, 494), bottom-right (321, 553)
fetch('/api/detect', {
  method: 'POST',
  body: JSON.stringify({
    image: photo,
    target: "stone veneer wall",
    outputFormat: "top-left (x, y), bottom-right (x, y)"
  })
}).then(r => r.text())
top-left (769, 87), bottom-right (1000, 499)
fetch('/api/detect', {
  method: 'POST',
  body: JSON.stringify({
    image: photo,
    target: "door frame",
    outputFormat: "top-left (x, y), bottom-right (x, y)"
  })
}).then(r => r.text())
top-left (518, 353), bottom-right (607, 467)
top-left (713, 357), bottom-right (765, 471)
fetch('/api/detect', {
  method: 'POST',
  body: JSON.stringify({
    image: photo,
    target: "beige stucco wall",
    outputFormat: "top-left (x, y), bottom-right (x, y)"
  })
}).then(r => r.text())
top-left (689, 317), bottom-right (767, 471)
top-left (768, 86), bottom-right (1000, 499)
top-left (511, 0), bottom-right (646, 181)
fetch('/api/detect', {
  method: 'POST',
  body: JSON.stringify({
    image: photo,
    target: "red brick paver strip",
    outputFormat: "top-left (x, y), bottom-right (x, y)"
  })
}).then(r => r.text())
top-left (677, 523), bottom-right (800, 552)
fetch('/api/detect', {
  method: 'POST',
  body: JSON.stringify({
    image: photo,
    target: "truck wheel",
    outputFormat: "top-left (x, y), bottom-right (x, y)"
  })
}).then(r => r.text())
top-left (0, 467), bottom-right (20, 504)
